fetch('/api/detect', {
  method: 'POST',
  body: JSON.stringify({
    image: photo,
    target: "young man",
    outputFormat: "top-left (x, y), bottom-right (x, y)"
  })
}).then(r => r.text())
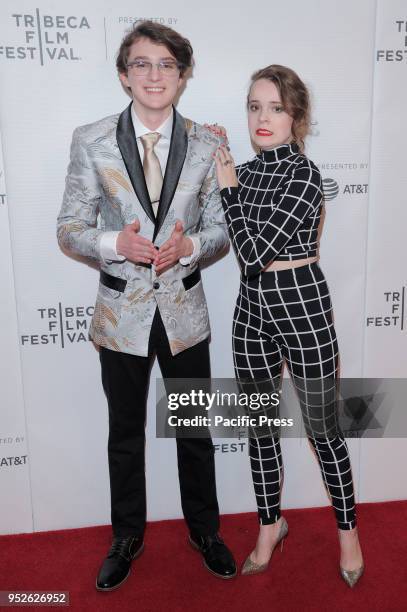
top-left (57, 21), bottom-right (236, 590)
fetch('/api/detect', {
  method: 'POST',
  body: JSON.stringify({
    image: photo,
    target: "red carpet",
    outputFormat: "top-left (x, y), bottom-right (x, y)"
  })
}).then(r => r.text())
top-left (0, 500), bottom-right (406, 612)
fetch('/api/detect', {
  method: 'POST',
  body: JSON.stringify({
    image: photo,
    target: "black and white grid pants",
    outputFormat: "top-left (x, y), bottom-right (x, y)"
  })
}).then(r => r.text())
top-left (233, 262), bottom-right (356, 530)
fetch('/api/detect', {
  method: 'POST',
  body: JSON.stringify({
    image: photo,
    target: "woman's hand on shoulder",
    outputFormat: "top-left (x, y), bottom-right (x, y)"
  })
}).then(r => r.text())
top-left (204, 123), bottom-right (228, 144)
top-left (213, 144), bottom-right (238, 190)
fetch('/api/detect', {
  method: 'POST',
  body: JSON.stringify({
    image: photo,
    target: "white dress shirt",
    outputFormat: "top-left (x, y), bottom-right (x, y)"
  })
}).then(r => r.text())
top-left (99, 104), bottom-right (199, 265)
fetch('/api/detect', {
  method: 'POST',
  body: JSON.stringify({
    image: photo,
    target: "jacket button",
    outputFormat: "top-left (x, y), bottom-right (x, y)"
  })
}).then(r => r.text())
top-left (153, 281), bottom-right (160, 290)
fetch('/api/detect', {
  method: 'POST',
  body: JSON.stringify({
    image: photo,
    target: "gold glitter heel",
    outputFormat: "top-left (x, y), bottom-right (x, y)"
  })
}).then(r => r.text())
top-left (340, 564), bottom-right (364, 588)
top-left (241, 517), bottom-right (288, 576)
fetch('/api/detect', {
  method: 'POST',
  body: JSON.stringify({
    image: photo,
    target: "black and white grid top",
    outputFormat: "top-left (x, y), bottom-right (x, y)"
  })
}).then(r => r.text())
top-left (220, 142), bottom-right (323, 277)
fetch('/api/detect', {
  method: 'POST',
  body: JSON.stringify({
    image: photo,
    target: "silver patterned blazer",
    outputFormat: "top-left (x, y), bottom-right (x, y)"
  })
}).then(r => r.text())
top-left (57, 103), bottom-right (229, 356)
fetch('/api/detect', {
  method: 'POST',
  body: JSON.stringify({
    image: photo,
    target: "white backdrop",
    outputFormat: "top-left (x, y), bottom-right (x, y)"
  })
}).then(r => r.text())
top-left (361, 0), bottom-right (407, 502)
top-left (0, 0), bottom-right (405, 535)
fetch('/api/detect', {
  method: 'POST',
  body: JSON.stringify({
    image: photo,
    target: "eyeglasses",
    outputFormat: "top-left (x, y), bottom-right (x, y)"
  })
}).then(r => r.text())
top-left (126, 60), bottom-right (181, 77)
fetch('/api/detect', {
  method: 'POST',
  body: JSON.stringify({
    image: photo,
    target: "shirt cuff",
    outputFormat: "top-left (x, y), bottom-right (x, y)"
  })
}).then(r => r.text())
top-left (99, 231), bottom-right (126, 263)
top-left (179, 236), bottom-right (200, 266)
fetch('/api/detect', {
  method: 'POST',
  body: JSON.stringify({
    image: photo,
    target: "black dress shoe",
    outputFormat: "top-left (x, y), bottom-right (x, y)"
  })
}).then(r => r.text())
top-left (96, 535), bottom-right (144, 591)
top-left (189, 532), bottom-right (237, 579)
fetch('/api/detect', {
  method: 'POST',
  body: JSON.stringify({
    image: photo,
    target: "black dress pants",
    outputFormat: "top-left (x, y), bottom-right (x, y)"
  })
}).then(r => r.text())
top-left (99, 307), bottom-right (220, 538)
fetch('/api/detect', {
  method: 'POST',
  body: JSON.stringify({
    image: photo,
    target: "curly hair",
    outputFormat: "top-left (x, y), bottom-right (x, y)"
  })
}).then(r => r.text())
top-left (248, 64), bottom-right (311, 151)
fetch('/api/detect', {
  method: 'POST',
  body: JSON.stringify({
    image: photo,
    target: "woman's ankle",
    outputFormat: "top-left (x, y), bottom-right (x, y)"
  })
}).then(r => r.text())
top-left (259, 516), bottom-right (282, 530)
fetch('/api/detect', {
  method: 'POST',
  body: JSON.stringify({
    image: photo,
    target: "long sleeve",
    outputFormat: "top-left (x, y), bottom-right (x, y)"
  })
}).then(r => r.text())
top-left (186, 156), bottom-right (229, 267)
top-left (57, 127), bottom-right (104, 261)
top-left (220, 161), bottom-right (322, 276)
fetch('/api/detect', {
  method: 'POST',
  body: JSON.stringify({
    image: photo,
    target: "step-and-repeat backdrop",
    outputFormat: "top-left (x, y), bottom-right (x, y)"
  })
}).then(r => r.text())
top-left (0, 0), bottom-right (405, 534)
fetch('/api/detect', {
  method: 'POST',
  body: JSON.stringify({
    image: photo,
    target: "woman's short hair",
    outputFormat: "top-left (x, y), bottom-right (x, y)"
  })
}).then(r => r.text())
top-left (248, 65), bottom-right (311, 151)
top-left (116, 21), bottom-right (193, 77)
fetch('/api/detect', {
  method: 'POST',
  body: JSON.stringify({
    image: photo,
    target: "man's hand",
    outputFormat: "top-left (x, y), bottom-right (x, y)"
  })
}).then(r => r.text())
top-left (116, 219), bottom-right (157, 264)
top-left (154, 220), bottom-right (193, 274)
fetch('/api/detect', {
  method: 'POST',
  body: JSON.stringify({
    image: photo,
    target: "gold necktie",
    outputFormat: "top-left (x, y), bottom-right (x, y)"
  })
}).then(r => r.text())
top-left (140, 132), bottom-right (163, 217)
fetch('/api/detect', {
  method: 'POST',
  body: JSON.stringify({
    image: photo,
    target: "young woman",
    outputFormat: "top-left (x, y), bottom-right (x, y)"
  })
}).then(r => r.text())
top-left (212, 65), bottom-right (364, 586)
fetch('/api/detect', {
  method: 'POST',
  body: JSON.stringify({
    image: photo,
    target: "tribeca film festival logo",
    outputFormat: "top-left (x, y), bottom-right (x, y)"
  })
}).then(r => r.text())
top-left (367, 287), bottom-right (406, 330)
top-left (214, 436), bottom-right (247, 455)
top-left (0, 11), bottom-right (90, 65)
top-left (377, 19), bottom-right (407, 62)
top-left (21, 304), bottom-right (94, 348)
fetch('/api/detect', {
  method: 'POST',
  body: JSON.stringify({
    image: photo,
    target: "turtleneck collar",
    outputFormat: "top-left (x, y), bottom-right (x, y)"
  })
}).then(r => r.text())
top-left (258, 141), bottom-right (300, 163)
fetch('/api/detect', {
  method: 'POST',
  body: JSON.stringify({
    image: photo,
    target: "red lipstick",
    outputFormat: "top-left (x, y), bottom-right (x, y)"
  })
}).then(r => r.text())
top-left (256, 129), bottom-right (273, 136)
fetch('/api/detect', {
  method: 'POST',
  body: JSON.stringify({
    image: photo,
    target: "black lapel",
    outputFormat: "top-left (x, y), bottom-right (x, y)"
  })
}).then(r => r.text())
top-left (153, 107), bottom-right (188, 241)
top-left (116, 102), bottom-right (155, 223)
